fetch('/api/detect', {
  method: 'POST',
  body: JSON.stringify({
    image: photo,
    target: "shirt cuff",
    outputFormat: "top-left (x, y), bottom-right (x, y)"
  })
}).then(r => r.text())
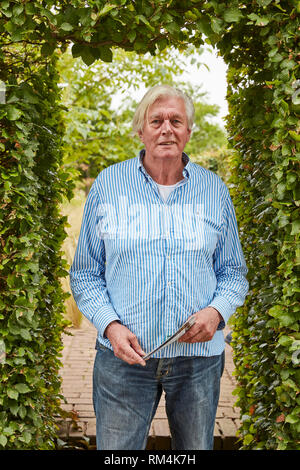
top-left (92, 305), bottom-right (120, 338)
top-left (208, 297), bottom-right (235, 329)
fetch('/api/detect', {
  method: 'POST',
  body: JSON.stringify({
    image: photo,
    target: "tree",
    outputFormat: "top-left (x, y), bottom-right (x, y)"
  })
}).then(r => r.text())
top-left (57, 45), bottom-right (227, 192)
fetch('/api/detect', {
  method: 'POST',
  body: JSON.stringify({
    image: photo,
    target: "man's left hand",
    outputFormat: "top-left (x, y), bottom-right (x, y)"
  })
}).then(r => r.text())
top-left (178, 307), bottom-right (223, 343)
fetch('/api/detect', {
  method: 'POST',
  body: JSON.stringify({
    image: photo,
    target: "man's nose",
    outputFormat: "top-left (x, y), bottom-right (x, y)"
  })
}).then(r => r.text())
top-left (161, 119), bottom-right (172, 134)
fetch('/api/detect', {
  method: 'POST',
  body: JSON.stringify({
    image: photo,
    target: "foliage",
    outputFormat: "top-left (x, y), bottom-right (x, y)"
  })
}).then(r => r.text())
top-left (224, 3), bottom-right (300, 450)
top-left (0, 0), bottom-right (299, 450)
top-left (185, 98), bottom-right (227, 156)
top-left (191, 146), bottom-right (231, 184)
top-left (57, 46), bottom-right (193, 185)
top-left (0, 43), bottom-right (73, 448)
top-left (57, 45), bottom-right (226, 193)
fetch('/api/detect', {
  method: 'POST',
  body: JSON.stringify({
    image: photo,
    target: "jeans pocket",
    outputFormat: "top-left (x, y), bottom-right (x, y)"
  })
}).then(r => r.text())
top-left (95, 338), bottom-right (108, 352)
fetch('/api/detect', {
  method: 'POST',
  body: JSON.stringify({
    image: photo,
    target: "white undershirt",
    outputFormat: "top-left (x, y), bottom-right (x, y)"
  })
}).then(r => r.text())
top-left (156, 180), bottom-right (184, 202)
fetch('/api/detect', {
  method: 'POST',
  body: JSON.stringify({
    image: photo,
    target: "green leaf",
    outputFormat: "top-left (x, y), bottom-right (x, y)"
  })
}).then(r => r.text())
top-left (12, 4), bottom-right (23, 16)
top-left (99, 46), bottom-right (113, 63)
top-left (285, 414), bottom-right (298, 424)
top-left (72, 44), bottom-right (97, 65)
top-left (1, 1), bottom-right (10, 10)
top-left (269, 305), bottom-right (282, 318)
top-left (127, 30), bottom-right (136, 43)
top-left (81, 51), bottom-right (95, 66)
top-left (156, 38), bottom-right (168, 51)
top-left (133, 38), bottom-right (147, 52)
top-left (0, 435), bottom-right (7, 447)
top-left (289, 130), bottom-right (300, 142)
top-left (291, 220), bottom-right (300, 235)
top-left (223, 8), bottom-right (244, 23)
top-left (280, 369), bottom-right (290, 380)
top-left (6, 106), bottom-right (22, 121)
top-left (25, 3), bottom-right (36, 15)
top-left (7, 389), bottom-right (19, 400)
top-left (196, 17), bottom-right (213, 36)
top-left (244, 434), bottom-right (254, 445)
top-left (71, 43), bottom-right (82, 58)
top-left (248, 13), bottom-right (270, 26)
top-left (165, 22), bottom-right (180, 35)
top-left (98, 3), bottom-right (118, 17)
top-left (211, 17), bottom-right (223, 33)
top-left (19, 431), bottom-right (32, 444)
top-left (19, 329), bottom-right (32, 341)
top-left (9, 403), bottom-right (19, 417)
top-left (15, 383), bottom-right (30, 394)
top-left (41, 42), bottom-right (56, 57)
top-left (280, 314), bottom-right (297, 327)
top-left (257, 0), bottom-right (272, 5)
top-left (18, 405), bottom-right (27, 419)
top-left (60, 22), bottom-right (73, 32)
top-left (278, 335), bottom-right (292, 347)
top-left (1, 8), bottom-right (12, 18)
top-left (3, 426), bottom-right (14, 436)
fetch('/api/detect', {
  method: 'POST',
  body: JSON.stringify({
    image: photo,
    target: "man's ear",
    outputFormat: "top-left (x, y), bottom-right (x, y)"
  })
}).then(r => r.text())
top-left (138, 130), bottom-right (144, 142)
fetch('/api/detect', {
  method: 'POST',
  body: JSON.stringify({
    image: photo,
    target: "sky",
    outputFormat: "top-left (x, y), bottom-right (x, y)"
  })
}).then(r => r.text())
top-left (180, 46), bottom-right (229, 129)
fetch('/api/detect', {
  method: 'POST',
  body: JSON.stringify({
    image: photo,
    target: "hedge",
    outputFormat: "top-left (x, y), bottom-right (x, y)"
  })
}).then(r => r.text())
top-left (0, 43), bottom-right (73, 448)
top-left (225, 3), bottom-right (300, 448)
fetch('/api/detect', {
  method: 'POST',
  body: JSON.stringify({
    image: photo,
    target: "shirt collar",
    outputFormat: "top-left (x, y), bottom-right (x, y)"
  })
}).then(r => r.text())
top-left (137, 149), bottom-right (191, 179)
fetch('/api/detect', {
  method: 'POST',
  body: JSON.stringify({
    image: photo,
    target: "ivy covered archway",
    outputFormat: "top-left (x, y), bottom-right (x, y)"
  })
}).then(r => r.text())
top-left (0, 0), bottom-right (299, 450)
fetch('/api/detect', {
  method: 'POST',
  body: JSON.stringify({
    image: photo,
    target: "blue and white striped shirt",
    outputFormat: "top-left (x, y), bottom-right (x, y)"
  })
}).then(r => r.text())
top-left (69, 151), bottom-right (248, 357)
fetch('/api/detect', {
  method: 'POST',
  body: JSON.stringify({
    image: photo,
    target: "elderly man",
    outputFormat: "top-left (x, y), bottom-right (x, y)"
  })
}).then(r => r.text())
top-left (69, 85), bottom-right (248, 450)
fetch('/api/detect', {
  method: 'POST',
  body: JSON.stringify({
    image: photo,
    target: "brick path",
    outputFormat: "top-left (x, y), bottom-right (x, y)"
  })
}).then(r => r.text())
top-left (58, 318), bottom-right (241, 450)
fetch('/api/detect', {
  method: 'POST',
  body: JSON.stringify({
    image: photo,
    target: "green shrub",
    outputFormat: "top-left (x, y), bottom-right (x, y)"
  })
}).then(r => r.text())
top-left (0, 45), bottom-right (73, 449)
top-left (225, 5), bottom-right (299, 449)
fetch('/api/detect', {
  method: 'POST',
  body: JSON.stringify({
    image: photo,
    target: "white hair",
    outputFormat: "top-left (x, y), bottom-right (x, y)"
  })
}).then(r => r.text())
top-left (132, 84), bottom-right (195, 135)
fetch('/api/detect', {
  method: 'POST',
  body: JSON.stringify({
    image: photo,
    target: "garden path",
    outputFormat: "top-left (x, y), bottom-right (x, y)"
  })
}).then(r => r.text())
top-left (58, 318), bottom-right (241, 450)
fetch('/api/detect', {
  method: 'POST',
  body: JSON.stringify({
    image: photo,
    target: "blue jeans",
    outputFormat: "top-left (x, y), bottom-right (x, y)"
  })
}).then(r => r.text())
top-left (93, 344), bottom-right (225, 450)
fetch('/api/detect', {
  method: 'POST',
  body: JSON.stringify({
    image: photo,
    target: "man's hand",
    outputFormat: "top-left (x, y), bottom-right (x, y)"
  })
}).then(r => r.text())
top-left (178, 307), bottom-right (223, 343)
top-left (104, 321), bottom-right (147, 366)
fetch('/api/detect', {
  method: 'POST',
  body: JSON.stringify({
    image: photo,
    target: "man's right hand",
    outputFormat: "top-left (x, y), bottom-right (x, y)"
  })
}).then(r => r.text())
top-left (104, 321), bottom-right (147, 366)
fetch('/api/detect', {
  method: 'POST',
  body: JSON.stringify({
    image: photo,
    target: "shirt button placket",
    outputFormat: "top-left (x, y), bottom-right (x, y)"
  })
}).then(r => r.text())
top-left (165, 208), bottom-right (173, 339)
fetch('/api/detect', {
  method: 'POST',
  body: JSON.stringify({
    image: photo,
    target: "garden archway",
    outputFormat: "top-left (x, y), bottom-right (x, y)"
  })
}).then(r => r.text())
top-left (0, 0), bottom-right (299, 450)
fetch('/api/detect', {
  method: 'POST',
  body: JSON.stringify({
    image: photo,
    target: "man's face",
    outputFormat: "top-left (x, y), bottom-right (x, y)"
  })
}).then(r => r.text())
top-left (138, 96), bottom-right (191, 161)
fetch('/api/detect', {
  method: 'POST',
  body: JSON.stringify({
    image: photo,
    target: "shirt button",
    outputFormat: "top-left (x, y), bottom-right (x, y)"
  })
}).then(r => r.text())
top-left (167, 281), bottom-right (171, 287)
